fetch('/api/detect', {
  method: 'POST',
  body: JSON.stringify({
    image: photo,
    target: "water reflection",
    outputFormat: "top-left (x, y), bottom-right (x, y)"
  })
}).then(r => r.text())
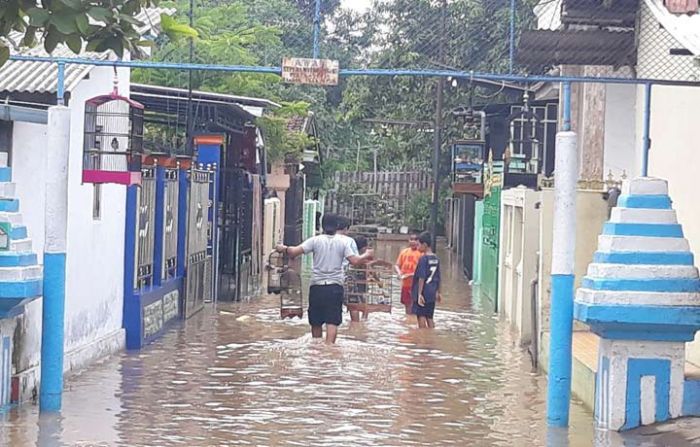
top-left (1, 242), bottom-right (699, 446)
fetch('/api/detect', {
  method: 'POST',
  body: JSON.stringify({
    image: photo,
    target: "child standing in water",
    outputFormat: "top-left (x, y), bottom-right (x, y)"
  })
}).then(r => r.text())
top-left (412, 232), bottom-right (441, 329)
top-left (395, 231), bottom-right (422, 315)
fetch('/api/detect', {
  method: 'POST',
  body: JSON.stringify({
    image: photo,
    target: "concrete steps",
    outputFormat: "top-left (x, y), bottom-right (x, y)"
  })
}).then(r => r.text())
top-left (10, 239), bottom-right (32, 252)
top-left (0, 212), bottom-right (22, 226)
top-left (0, 182), bottom-right (16, 199)
top-left (0, 265), bottom-right (42, 282)
top-left (0, 155), bottom-right (43, 313)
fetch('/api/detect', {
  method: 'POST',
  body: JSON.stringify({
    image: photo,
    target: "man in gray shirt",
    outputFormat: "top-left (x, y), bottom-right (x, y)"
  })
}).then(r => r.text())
top-left (276, 213), bottom-right (373, 344)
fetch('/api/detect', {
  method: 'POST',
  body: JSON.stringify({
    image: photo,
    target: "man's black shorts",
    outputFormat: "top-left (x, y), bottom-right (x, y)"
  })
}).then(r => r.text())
top-left (412, 301), bottom-right (436, 318)
top-left (308, 284), bottom-right (344, 326)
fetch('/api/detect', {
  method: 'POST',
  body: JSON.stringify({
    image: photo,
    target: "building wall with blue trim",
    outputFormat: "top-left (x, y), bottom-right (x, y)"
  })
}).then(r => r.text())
top-left (6, 65), bottom-right (131, 403)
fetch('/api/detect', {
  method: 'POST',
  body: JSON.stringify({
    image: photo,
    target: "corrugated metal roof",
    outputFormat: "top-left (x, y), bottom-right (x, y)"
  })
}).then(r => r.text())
top-left (645, 0), bottom-right (700, 55)
top-left (0, 35), bottom-right (109, 94)
top-left (134, 7), bottom-right (177, 35)
top-left (130, 83), bottom-right (281, 109)
top-left (0, 7), bottom-right (175, 94)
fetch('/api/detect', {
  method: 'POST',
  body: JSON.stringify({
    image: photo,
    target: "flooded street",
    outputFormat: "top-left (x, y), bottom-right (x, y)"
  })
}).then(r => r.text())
top-left (2, 242), bottom-right (700, 446)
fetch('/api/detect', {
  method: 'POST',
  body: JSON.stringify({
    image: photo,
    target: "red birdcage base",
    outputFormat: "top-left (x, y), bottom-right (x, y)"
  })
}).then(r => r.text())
top-left (83, 170), bottom-right (141, 186)
top-left (281, 307), bottom-right (304, 319)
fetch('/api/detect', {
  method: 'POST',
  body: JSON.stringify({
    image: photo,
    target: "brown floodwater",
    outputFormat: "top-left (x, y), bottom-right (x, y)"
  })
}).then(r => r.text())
top-left (2, 242), bottom-right (700, 446)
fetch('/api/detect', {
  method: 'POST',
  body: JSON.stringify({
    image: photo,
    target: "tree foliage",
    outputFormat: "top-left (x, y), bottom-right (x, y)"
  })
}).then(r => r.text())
top-left (256, 101), bottom-right (316, 162)
top-left (0, 0), bottom-right (196, 66)
top-left (134, 0), bottom-right (535, 196)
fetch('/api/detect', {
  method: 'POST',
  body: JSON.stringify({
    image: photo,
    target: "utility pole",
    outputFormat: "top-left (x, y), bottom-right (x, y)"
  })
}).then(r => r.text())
top-left (313, 0), bottom-right (322, 58)
top-left (373, 146), bottom-right (378, 192)
top-left (430, 0), bottom-right (447, 246)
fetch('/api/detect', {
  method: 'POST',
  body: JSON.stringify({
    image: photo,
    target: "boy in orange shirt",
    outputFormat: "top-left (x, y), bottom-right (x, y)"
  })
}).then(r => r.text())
top-left (394, 231), bottom-right (422, 315)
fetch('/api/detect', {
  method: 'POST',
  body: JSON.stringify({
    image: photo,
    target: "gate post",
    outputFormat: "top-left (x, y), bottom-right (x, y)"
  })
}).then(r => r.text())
top-left (547, 81), bottom-right (578, 427)
top-left (153, 165), bottom-right (166, 287)
top-left (123, 184), bottom-right (139, 349)
top-left (177, 166), bottom-right (188, 279)
top-left (39, 106), bottom-right (70, 412)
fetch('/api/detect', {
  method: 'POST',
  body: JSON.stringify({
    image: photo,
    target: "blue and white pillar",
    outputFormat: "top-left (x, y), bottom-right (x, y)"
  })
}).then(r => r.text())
top-left (546, 127), bottom-right (579, 425)
top-left (39, 106), bottom-right (70, 412)
top-left (575, 177), bottom-right (700, 431)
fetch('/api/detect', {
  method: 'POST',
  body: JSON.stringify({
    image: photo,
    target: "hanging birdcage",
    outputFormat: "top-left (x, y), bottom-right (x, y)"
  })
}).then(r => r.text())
top-left (345, 261), bottom-right (395, 314)
top-left (82, 78), bottom-right (144, 186)
top-left (267, 251), bottom-right (304, 319)
top-left (280, 268), bottom-right (303, 319)
top-left (267, 251), bottom-right (286, 294)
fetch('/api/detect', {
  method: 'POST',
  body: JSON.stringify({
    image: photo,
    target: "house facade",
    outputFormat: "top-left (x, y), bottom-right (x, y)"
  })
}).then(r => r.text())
top-left (0, 9), bottom-right (174, 404)
top-left (516, 0), bottom-right (700, 410)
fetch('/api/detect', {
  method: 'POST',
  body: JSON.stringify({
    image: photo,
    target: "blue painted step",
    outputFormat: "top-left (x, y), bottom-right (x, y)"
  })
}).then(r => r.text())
top-left (0, 252), bottom-right (38, 267)
top-left (582, 277), bottom-right (700, 293)
top-left (603, 223), bottom-right (683, 238)
top-left (0, 200), bottom-right (18, 213)
top-left (617, 194), bottom-right (672, 210)
top-left (0, 168), bottom-right (11, 183)
top-left (0, 279), bottom-right (42, 298)
top-left (10, 226), bottom-right (26, 240)
top-left (593, 251), bottom-right (694, 266)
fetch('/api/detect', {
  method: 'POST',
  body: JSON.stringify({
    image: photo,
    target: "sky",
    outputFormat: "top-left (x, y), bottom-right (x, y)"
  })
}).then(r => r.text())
top-left (341, 0), bottom-right (373, 12)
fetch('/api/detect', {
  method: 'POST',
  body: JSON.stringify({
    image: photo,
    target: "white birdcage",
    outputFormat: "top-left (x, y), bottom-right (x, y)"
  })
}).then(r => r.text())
top-left (267, 251), bottom-right (304, 319)
top-left (82, 78), bottom-right (144, 186)
top-left (345, 261), bottom-right (395, 314)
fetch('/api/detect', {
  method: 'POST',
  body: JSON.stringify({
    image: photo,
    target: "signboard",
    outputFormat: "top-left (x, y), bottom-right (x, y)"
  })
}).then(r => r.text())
top-left (282, 58), bottom-right (339, 86)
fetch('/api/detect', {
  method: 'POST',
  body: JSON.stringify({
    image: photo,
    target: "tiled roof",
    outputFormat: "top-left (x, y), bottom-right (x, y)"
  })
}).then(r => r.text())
top-left (646, 0), bottom-right (700, 55)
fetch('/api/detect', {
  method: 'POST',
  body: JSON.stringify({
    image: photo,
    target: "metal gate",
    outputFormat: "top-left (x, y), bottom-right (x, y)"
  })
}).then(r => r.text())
top-left (184, 167), bottom-right (213, 318)
top-left (479, 162), bottom-right (502, 310)
top-left (218, 168), bottom-right (255, 302)
top-left (459, 195), bottom-right (477, 279)
top-left (135, 166), bottom-right (156, 289)
top-left (163, 168), bottom-right (179, 282)
top-left (284, 173), bottom-right (304, 246)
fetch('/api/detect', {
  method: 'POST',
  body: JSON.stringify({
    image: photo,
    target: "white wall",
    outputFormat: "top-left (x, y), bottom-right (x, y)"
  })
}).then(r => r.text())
top-left (9, 121), bottom-right (46, 379)
top-left (603, 84), bottom-right (638, 179)
top-left (10, 65), bottom-right (130, 392)
top-left (644, 84), bottom-right (700, 366)
top-left (62, 66), bottom-right (128, 357)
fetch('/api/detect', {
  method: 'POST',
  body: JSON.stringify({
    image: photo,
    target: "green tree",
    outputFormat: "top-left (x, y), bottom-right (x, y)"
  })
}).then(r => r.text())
top-left (0, 0), bottom-right (196, 66)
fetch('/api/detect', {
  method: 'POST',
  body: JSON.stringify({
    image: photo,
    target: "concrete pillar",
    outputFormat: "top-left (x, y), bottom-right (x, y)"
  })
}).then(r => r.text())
top-left (39, 105), bottom-right (70, 412)
top-left (547, 130), bottom-right (578, 427)
top-left (575, 177), bottom-right (700, 431)
top-left (266, 161), bottom-right (290, 243)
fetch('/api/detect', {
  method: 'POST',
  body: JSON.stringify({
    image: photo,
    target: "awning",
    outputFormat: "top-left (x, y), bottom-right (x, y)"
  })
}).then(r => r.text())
top-left (0, 104), bottom-right (48, 124)
top-left (517, 29), bottom-right (637, 67)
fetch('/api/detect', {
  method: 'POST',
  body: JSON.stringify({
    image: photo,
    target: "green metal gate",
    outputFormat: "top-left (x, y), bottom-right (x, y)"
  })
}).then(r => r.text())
top-left (478, 158), bottom-right (503, 310)
top-left (472, 200), bottom-right (484, 285)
